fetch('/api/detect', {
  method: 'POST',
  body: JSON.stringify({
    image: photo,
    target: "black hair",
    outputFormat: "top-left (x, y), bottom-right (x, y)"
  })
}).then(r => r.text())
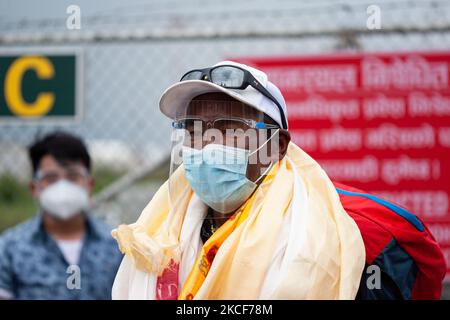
top-left (28, 131), bottom-right (91, 175)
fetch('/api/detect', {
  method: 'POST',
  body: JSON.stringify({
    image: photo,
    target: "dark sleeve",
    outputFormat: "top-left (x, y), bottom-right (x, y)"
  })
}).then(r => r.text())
top-left (356, 264), bottom-right (403, 300)
top-left (356, 239), bottom-right (418, 300)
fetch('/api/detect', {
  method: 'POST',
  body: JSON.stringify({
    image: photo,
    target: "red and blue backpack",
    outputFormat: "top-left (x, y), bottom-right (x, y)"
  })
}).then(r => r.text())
top-left (333, 182), bottom-right (447, 299)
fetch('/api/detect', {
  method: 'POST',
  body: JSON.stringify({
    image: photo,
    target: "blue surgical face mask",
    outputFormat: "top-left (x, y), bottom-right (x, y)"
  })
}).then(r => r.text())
top-left (182, 132), bottom-right (277, 213)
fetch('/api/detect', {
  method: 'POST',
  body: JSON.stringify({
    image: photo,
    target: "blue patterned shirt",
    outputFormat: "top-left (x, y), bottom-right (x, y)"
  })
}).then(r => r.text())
top-left (0, 213), bottom-right (123, 300)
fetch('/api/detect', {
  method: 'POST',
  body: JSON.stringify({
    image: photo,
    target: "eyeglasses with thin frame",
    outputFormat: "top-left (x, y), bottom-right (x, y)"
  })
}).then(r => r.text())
top-left (172, 117), bottom-right (279, 134)
top-left (35, 167), bottom-right (89, 185)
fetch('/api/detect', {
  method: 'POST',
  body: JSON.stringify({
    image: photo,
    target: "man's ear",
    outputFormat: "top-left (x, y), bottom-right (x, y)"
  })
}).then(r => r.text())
top-left (30, 180), bottom-right (38, 199)
top-left (87, 177), bottom-right (95, 195)
top-left (277, 129), bottom-right (291, 160)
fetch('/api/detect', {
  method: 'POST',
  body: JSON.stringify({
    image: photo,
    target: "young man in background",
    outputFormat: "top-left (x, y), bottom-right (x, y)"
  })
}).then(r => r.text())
top-left (0, 132), bottom-right (122, 300)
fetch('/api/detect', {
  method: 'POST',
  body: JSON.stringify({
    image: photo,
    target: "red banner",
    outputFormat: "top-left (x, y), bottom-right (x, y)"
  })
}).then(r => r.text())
top-left (238, 52), bottom-right (450, 278)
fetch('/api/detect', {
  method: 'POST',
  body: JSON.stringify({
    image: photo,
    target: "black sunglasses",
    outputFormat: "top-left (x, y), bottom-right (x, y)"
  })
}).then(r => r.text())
top-left (180, 65), bottom-right (288, 129)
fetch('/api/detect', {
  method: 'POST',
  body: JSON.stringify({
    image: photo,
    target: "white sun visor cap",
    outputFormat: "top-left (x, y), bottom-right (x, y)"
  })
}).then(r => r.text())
top-left (159, 60), bottom-right (288, 129)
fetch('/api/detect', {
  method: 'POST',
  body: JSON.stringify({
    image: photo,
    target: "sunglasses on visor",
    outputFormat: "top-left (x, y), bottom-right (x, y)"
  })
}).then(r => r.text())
top-left (180, 65), bottom-right (288, 129)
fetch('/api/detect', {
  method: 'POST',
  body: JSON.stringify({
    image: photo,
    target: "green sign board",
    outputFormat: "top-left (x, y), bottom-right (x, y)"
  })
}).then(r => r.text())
top-left (0, 50), bottom-right (82, 122)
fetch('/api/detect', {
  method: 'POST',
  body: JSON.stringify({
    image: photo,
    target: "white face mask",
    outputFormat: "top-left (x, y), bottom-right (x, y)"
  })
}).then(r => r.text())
top-left (39, 180), bottom-right (90, 220)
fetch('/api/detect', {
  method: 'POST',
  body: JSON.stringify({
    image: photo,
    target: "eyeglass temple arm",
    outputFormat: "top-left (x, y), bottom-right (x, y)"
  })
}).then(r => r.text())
top-left (250, 79), bottom-right (288, 129)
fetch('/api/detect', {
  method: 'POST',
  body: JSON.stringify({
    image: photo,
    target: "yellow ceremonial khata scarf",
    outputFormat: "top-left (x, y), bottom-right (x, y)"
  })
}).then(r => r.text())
top-left (112, 142), bottom-right (366, 300)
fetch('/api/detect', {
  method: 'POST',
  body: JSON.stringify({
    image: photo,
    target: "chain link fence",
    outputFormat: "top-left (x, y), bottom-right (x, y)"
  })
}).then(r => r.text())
top-left (1, 0), bottom-right (450, 231)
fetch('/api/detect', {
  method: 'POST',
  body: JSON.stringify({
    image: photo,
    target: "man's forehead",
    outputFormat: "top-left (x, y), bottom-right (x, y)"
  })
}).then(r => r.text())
top-left (39, 155), bottom-right (86, 171)
top-left (192, 92), bottom-right (235, 101)
top-left (187, 92), bottom-right (262, 118)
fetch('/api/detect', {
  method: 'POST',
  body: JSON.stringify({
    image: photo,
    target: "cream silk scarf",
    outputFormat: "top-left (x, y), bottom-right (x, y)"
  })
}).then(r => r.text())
top-left (111, 142), bottom-right (365, 300)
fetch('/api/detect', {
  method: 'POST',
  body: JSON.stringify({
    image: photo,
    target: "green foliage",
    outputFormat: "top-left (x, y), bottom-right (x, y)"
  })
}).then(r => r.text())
top-left (0, 175), bottom-right (36, 233)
